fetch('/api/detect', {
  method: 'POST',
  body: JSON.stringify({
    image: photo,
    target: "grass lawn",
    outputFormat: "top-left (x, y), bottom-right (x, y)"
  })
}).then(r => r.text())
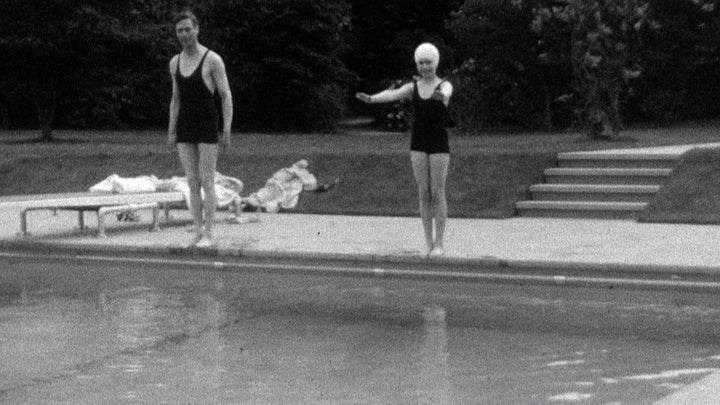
top-left (2, 120), bottom-right (720, 220)
top-left (639, 146), bottom-right (720, 224)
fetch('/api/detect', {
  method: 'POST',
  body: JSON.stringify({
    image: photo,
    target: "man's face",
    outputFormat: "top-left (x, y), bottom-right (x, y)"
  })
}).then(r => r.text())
top-left (175, 18), bottom-right (198, 46)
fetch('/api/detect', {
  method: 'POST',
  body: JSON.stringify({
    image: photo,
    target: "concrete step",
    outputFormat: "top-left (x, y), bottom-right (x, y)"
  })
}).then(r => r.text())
top-left (529, 184), bottom-right (660, 202)
top-left (557, 152), bottom-right (678, 169)
top-left (515, 200), bottom-right (647, 219)
top-left (544, 168), bottom-right (672, 185)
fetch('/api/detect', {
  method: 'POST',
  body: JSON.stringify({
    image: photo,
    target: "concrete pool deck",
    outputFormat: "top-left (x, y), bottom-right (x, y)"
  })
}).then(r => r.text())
top-left (1, 206), bottom-right (720, 278)
top-left (4, 143), bottom-right (720, 277)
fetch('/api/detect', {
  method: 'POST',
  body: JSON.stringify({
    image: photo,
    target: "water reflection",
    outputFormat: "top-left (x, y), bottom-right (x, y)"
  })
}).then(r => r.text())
top-left (4, 263), bottom-right (720, 404)
top-left (94, 282), bottom-right (229, 403)
top-left (418, 306), bottom-right (450, 405)
top-left (114, 287), bottom-right (161, 350)
top-left (188, 290), bottom-right (224, 404)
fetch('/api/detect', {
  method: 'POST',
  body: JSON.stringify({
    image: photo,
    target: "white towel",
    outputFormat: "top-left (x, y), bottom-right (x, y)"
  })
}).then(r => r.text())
top-left (89, 173), bottom-right (244, 210)
top-left (89, 174), bottom-right (159, 193)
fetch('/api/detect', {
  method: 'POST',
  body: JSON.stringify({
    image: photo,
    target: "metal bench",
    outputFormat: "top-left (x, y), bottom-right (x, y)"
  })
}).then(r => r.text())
top-left (2, 191), bottom-right (185, 238)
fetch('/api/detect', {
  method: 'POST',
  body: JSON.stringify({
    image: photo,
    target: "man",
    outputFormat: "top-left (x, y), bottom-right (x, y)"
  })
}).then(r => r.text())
top-left (168, 10), bottom-right (233, 248)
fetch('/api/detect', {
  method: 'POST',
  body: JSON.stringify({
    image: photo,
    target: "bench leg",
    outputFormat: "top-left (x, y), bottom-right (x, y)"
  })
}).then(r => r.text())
top-left (151, 205), bottom-right (160, 232)
top-left (78, 210), bottom-right (85, 230)
top-left (97, 210), bottom-right (107, 238)
top-left (20, 209), bottom-right (29, 236)
top-left (97, 203), bottom-right (159, 237)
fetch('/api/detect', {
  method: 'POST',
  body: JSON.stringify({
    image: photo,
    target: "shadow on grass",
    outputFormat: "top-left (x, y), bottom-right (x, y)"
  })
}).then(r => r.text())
top-left (0, 137), bottom-right (89, 145)
top-left (569, 135), bottom-right (639, 145)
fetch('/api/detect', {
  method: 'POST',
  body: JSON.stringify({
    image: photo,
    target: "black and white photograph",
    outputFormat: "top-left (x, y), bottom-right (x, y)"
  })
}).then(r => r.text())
top-left (2, 0), bottom-right (720, 403)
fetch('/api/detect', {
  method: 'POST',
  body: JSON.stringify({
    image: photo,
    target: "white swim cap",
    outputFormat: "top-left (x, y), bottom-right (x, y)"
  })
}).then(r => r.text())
top-left (414, 43), bottom-right (440, 65)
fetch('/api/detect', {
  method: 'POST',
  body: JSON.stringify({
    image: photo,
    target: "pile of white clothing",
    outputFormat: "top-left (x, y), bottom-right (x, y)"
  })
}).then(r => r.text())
top-left (89, 173), bottom-right (244, 210)
top-left (89, 174), bottom-right (160, 194)
top-left (88, 160), bottom-right (323, 214)
top-left (242, 159), bottom-right (318, 213)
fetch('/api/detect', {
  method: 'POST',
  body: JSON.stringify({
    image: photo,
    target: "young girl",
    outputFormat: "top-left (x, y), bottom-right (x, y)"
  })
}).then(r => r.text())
top-left (356, 43), bottom-right (453, 257)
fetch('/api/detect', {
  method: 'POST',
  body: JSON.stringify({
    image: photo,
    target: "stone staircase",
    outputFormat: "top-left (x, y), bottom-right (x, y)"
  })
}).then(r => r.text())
top-left (515, 151), bottom-right (679, 219)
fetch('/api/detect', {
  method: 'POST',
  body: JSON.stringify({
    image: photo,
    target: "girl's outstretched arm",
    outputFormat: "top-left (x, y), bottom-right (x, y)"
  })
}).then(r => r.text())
top-left (356, 82), bottom-right (413, 104)
top-left (432, 81), bottom-right (454, 106)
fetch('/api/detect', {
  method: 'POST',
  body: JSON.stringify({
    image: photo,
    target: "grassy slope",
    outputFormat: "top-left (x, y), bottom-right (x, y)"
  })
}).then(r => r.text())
top-left (2, 121), bottom-right (720, 220)
top-left (291, 152), bottom-right (556, 218)
top-left (639, 146), bottom-right (720, 224)
top-left (0, 148), bottom-right (555, 219)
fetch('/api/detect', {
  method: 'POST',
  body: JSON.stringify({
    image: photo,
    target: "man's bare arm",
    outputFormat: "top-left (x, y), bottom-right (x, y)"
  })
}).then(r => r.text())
top-left (211, 53), bottom-right (233, 144)
top-left (168, 55), bottom-right (180, 144)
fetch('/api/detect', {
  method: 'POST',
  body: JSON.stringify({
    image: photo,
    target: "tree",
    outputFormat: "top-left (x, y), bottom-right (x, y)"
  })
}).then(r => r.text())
top-left (201, 0), bottom-right (355, 131)
top-left (1, 1), bottom-right (106, 140)
top-left (82, 1), bottom-right (177, 130)
top-left (347, 0), bottom-right (462, 90)
top-left (529, 1), bottom-right (575, 131)
top-left (448, 0), bottom-right (573, 130)
top-left (0, 0), bottom-right (176, 140)
top-left (569, 0), bottom-right (647, 139)
top-left (632, 0), bottom-right (720, 125)
top-left (447, 0), bottom-right (657, 136)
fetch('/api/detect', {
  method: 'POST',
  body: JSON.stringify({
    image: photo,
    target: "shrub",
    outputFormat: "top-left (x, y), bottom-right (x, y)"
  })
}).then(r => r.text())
top-left (204, 0), bottom-right (356, 132)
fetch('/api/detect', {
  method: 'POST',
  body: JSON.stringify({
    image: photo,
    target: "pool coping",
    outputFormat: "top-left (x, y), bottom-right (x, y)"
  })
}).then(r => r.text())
top-left (3, 238), bottom-right (720, 283)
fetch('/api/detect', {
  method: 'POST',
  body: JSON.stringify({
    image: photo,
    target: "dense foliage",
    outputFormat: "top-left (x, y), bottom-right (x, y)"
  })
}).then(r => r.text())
top-left (202, 0), bottom-right (355, 131)
top-left (568, 0), bottom-right (647, 138)
top-left (1, 0), bottom-right (720, 139)
top-left (447, 0), bottom-right (720, 136)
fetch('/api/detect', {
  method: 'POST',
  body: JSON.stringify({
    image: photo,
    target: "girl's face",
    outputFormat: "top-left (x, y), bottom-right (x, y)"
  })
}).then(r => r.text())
top-left (416, 58), bottom-right (437, 78)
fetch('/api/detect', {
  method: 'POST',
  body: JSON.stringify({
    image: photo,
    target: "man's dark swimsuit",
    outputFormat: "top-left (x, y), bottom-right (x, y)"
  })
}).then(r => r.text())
top-left (176, 50), bottom-right (218, 144)
top-left (411, 80), bottom-right (450, 154)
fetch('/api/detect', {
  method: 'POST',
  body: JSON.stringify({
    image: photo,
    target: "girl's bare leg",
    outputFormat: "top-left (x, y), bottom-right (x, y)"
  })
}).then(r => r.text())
top-left (411, 151), bottom-right (433, 255)
top-left (429, 153), bottom-right (450, 255)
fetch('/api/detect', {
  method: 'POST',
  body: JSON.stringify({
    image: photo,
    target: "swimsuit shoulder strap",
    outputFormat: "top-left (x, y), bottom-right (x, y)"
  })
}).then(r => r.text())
top-left (176, 50), bottom-right (210, 77)
top-left (199, 49), bottom-right (210, 69)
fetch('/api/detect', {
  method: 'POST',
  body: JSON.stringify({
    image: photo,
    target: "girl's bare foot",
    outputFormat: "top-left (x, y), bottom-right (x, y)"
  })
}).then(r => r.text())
top-left (429, 246), bottom-right (444, 257)
top-left (187, 234), bottom-right (203, 248)
top-left (195, 236), bottom-right (217, 248)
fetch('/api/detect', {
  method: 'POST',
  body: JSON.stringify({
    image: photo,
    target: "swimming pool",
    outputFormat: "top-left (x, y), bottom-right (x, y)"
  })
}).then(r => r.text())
top-left (1, 252), bottom-right (719, 404)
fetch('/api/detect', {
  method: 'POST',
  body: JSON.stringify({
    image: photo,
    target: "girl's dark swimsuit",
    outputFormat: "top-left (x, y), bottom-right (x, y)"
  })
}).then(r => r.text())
top-left (411, 80), bottom-right (450, 154)
top-left (176, 50), bottom-right (218, 144)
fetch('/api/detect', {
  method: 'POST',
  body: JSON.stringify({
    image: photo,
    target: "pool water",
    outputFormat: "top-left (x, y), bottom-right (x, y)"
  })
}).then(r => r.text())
top-left (1, 256), bottom-right (720, 404)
